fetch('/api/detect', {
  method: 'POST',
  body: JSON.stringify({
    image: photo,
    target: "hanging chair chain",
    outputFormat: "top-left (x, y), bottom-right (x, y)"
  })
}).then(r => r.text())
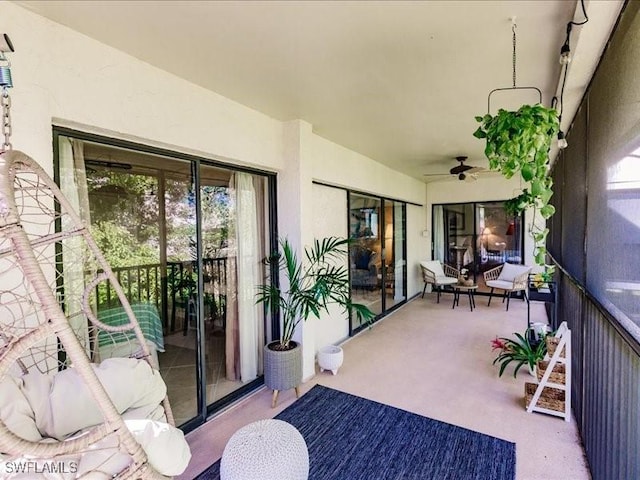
top-left (512, 23), bottom-right (517, 89)
top-left (2, 86), bottom-right (11, 152)
top-left (0, 46), bottom-right (13, 153)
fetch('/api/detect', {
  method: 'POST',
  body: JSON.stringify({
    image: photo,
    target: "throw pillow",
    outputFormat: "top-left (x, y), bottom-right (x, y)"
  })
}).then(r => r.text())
top-left (354, 250), bottom-right (371, 270)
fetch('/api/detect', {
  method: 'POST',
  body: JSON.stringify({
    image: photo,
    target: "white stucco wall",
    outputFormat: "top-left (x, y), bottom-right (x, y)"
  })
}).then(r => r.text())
top-left (311, 184), bottom-right (349, 350)
top-left (2, 2), bottom-right (283, 176)
top-left (310, 134), bottom-right (425, 205)
top-left (407, 204), bottom-right (429, 296)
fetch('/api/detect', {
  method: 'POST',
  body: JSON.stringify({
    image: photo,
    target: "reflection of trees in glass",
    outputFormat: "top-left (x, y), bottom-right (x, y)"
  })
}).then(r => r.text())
top-left (87, 169), bottom-right (232, 267)
top-left (82, 160), bottom-right (235, 315)
top-left (165, 178), bottom-right (196, 262)
top-left (87, 170), bottom-right (160, 267)
top-left (91, 221), bottom-right (158, 268)
top-left (201, 185), bottom-right (231, 258)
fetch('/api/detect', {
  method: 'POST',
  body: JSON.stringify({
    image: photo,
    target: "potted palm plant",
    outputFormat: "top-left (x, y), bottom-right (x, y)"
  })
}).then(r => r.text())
top-left (256, 237), bottom-right (374, 407)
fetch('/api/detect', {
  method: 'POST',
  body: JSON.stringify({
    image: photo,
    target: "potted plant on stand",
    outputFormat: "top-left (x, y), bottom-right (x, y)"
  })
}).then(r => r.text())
top-left (256, 237), bottom-right (374, 407)
top-left (491, 328), bottom-right (548, 378)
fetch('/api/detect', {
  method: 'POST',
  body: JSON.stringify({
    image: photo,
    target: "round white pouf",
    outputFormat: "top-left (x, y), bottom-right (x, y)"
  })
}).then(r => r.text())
top-left (220, 419), bottom-right (309, 480)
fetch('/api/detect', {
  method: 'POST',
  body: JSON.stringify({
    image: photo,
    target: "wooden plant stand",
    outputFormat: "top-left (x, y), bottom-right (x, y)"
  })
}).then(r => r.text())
top-left (525, 321), bottom-right (571, 422)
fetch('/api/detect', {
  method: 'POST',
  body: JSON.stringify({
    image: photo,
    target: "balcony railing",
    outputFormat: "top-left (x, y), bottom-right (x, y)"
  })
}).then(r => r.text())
top-left (95, 257), bottom-right (227, 334)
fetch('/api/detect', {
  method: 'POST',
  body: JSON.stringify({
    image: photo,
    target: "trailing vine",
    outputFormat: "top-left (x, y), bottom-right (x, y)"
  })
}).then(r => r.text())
top-left (473, 104), bottom-right (559, 267)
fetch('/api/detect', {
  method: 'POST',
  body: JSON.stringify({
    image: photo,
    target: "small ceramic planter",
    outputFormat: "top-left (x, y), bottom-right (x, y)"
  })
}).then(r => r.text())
top-left (317, 345), bottom-right (344, 375)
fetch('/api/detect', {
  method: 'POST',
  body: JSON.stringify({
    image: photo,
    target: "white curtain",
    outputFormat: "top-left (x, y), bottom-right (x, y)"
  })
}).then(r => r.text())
top-left (58, 139), bottom-right (91, 353)
top-left (225, 172), bottom-right (262, 382)
top-left (433, 205), bottom-right (445, 261)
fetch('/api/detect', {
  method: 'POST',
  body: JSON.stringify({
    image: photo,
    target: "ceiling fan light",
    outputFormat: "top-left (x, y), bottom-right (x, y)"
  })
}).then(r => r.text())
top-left (458, 173), bottom-right (466, 180)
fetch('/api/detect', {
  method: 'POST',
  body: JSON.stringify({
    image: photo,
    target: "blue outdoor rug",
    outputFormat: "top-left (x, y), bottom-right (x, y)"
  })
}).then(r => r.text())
top-left (196, 385), bottom-right (515, 480)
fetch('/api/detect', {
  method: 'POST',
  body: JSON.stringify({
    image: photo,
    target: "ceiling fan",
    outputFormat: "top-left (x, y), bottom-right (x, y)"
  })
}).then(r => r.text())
top-left (423, 156), bottom-right (486, 182)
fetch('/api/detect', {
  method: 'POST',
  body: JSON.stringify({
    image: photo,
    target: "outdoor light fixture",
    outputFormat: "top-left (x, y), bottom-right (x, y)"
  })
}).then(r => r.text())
top-left (559, 43), bottom-right (572, 65)
top-left (555, 1), bottom-right (589, 133)
top-left (558, 130), bottom-right (568, 149)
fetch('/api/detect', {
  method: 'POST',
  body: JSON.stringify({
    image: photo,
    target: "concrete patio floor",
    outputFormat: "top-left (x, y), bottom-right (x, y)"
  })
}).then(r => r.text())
top-left (178, 293), bottom-right (590, 480)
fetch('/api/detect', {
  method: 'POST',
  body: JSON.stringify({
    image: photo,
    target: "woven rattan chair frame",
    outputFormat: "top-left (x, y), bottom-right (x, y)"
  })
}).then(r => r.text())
top-left (0, 150), bottom-right (173, 479)
top-left (483, 263), bottom-right (531, 311)
top-left (420, 261), bottom-right (459, 303)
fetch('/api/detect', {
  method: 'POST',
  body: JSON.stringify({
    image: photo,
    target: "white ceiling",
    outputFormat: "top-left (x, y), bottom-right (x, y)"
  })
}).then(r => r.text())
top-left (16, 1), bottom-right (623, 181)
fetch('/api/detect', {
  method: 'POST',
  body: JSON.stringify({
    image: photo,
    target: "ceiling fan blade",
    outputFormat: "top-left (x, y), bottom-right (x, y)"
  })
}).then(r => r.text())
top-left (450, 165), bottom-right (466, 175)
top-left (465, 166), bottom-right (486, 174)
top-left (464, 173), bottom-right (478, 182)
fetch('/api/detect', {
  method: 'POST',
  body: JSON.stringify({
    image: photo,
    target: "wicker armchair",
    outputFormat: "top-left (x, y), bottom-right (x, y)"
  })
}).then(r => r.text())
top-left (420, 260), bottom-right (459, 303)
top-left (484, 263), bottom-right (532, 310)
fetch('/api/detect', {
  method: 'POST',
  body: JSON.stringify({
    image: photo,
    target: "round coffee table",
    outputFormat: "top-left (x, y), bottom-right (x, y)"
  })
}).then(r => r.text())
top-left (452, 284), bottom-right (478, 311)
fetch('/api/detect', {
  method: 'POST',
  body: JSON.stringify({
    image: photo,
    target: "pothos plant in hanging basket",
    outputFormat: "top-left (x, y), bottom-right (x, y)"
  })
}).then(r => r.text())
top-left (473, 104), bottom-right (559, 267)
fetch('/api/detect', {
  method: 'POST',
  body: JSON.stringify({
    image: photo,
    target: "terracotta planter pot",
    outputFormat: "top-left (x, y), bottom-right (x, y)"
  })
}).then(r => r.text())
top-left (264, 341), bottom-right (302, 392)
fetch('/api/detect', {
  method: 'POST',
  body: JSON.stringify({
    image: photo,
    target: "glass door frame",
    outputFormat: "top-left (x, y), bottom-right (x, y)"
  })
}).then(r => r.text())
top-left (348, 192), bottom-right (408, 336)
top-left (431, 200), bottom-right (525, 295)
top-left (53, 126), bottom-right (278, 434)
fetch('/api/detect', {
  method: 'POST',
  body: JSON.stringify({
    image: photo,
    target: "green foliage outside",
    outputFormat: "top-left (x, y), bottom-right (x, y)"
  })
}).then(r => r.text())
top-left (86, 168), bottom-right (233, 309)
top-left (91, 221), bottom-right (159, 268)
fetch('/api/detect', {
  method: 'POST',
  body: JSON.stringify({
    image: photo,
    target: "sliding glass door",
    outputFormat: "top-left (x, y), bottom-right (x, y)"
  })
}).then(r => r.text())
top-left (55, 129), bottom-right (273, 430)
top-left (349, 193), bottom-right (406, 332)
top-left (200, 165), bottom-right (267, 405)
top-left (433, 201), bottom-right (523, 293)
top-left (475, 201), bottom-right (524, 293)
top-left (386, 200), bottom-right (407, 309)
top-left (349, 194), bottom-right (383, 323)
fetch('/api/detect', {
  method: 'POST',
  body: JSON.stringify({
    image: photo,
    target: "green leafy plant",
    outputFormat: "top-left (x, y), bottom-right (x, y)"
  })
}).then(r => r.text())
top-left (473, 104), bottom-right (559, 266)
top-left (531, 265), bottom-right (556, 288)
top-left (491, 329), bottom-right (548, 377)
top-left (256, 237), bottom-right (375, 350)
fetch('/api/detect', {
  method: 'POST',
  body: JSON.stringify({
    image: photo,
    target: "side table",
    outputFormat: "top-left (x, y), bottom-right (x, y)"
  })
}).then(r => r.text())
top-left (452, 284), bottom-right (478, 311)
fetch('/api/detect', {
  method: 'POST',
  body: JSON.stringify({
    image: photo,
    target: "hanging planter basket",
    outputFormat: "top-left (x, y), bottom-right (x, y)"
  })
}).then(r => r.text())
top-left (472, 21), bottom-right (560, 266)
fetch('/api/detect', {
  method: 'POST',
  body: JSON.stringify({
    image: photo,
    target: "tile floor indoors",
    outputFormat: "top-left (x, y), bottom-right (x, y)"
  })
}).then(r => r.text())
top-left (177, 292), bottom-right (591, 480)
top-left (159, 328), bottom-right (253, 426)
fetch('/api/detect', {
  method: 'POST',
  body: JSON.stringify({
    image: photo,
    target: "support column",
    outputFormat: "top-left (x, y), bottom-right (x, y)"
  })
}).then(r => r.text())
top-left (278, 120), bottom-right (316, 381)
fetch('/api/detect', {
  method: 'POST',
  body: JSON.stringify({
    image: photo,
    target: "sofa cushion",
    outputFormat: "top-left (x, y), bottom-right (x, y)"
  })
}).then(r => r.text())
top-left (354, 249), bottom-right (372, 270)
top-left (420, 260), bottom-right (445, 278)
top-left (497, 263), bottom-right (530, 283)
top-left (486, 279), bottom-right (518, 290)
